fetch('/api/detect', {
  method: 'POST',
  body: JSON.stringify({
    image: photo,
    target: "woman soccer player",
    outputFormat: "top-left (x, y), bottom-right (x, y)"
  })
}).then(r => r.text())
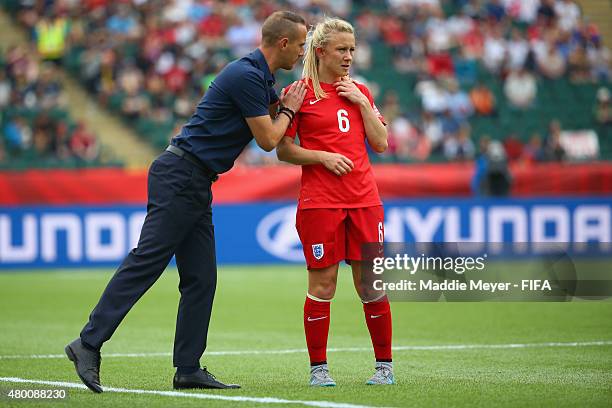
top-left (276, 18), bottom-right (393, 386)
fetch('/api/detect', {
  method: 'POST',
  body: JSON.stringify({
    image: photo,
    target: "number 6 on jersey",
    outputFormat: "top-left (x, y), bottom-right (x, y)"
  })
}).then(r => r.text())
top-left (337, 109), bottom-right (350, 133)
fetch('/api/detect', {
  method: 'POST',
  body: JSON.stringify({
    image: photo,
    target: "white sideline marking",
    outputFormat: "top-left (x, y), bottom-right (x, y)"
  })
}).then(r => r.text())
top-left (0, 340), bottom-right (610, 360)
top-left (0, 377), bottom-right (380, 408)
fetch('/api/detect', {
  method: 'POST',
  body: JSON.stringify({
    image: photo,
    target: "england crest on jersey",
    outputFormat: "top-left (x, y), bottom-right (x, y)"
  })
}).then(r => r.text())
top-left (312, 243), bottom-right (324, 260)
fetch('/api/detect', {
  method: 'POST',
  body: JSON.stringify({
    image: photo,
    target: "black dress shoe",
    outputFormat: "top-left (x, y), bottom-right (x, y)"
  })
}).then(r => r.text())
top-left (65, 338), bottom-right (103, 393)
top-left (173, 367), bottom-right (241, 389)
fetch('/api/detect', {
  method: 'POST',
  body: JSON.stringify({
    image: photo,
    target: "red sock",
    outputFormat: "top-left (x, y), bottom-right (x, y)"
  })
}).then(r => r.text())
top-left (363, 295), bottom-right (392, 361)
top-left (304, 295), bottom-right (331, 365)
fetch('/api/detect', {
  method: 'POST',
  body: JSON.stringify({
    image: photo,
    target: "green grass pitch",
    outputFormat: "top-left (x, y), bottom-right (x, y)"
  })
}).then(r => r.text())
top-left (0, 265), bottom-right (611, 407)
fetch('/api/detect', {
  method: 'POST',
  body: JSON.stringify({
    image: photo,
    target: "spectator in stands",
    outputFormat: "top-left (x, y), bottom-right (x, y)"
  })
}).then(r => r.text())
top-left (594, 87), bottom-right (611, 126)
top-left (32, 127), bottom-right (52, 158)
top-left (0, 139), bottom-right (5, 163)
top-left (446, 78), bottom-right (474, 121)
top-left (572, 19), bottom-right (601, 49)
top-left (70, 122), bottom-right (100, 162)
top-left (106, 4), bottom-right (140, 40)
top-left (504, 68), bottom-right (536, 109)
top-left (543, 120), bottom-right (567, 161)
top-left (454, 47), bottom-right (478, 84)
top-left (505, 28), bottom-right (529, 72)
top-left (97, 49), bottom-right (119, 101)
top-left (444, 123), bottom-right (475, 161)
top-left (470, 81), bottom-right (496, 116)
top-left (0, 70), bottom-right (11, 108)
top-left (485, 0), bottom-right (506, 23)
top-left (462, 0), bottom-right (484, 20)
top-left (380, 91), bottom-right (402, 125)
top-left (442, 108), bottom-right (461, 140)
top-left (508, 0), bottom-right (540, 24)
top-left (34, 11), bottom-right (70, 65)
top-left (567, 43), bottom-right (590, 83)
top-left (461, 23), bottom-right (484, 59)
top-left (3, 116), bottom-right (32, 154)
top-left (502, 133), bottom-right (523, 162)
top-left (447, 8), bottom-right (473, 41)
top-left (521, 133), bottom-right (544, 164)
top-left (588, 41), bottom-right (611, 82)
top-left (482, 25), bottom-right (506, 73)
top-left (554, 0), bottom-right (580, 33)
top-left (537, 41), bottom-right (566, 79)
top-left (417, 78), bottom-right (448, 115)
top-left (354, 9), bottom-right (379, 42)
top-left (121, 88), bottom-right (149, 122)
top-left (33, 63), bottom-right (65, 109)
top-left (471, 134), bottom-right (489, 194)
top-left (426, 8), bottom-right (454, 53)
top-left (536, 0), bottom-right (557, 27)
top-left (173, 89), bottom-right (194, 119)
top-left (390, 116), bottom-right (430, 161)
top-left (426, 50), bottom-right (455, 78)
top-left (473, 140), bottom-right (512, 196)
top-left (353, 40), bottom-right (372, 70)
top-left (117, 60), bottom-right (144, 96)
top-left (421, 110), bottom-right (444, 152)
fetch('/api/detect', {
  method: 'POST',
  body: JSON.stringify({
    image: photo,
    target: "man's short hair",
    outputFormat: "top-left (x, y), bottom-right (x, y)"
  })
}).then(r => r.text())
top-left (261, 11), bottom-right (306, 47)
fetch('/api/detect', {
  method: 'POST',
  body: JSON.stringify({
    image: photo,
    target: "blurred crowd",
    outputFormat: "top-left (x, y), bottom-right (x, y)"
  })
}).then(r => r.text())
top-left (379, 77), bottom-right (609, 164)
top-left (371, 0), bottom-right (609, 164)
top-left (2, 0), bottom-right (611, 166)
top-left (0, 45), bottom-right (100, 165)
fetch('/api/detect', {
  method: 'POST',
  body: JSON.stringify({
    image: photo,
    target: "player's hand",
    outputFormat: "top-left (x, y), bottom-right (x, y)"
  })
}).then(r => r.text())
top-left (334, 78), bottom-right (368, 105)
top-left (280, 80), bottom-right (307, 114)
top-left (320, 152), bottom-right (354, 176)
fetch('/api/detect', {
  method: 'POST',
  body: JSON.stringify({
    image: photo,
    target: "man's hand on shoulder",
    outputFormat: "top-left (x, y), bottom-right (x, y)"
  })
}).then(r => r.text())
top-left (246, 81), bottom-right (306, 152)
top-left (280, 80), bottom-right (307, 113)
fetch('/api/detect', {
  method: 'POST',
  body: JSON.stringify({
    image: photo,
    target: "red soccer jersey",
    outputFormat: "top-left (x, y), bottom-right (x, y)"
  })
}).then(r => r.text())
top-left (284, 80), bottom-right (386, 209)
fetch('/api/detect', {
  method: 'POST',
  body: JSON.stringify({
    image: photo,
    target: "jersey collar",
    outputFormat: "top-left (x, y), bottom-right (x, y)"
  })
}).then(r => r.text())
top-left (248, 48), bottom-right (276, 87)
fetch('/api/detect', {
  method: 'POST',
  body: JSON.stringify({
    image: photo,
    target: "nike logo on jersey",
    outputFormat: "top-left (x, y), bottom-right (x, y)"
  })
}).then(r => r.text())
top-left (370, 315), bottom-right (382, 319)
top-left (307, 316), bottom-right (328, 322)
top-left (309, 99), bottom-right (321, 105)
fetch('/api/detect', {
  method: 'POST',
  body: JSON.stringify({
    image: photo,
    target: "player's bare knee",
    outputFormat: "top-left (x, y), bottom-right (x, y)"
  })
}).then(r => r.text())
top-left (357, 284), bottom-right (384, 303)
top-left (310, 281), bottom-right (336, 300)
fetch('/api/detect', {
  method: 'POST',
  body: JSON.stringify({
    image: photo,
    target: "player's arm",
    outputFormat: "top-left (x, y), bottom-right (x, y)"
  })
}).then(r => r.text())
top-left (335, 80), bottom-right (388, 153)
top-left (276, 136), bottom-right (354, 176)
top-left (269, 101), bottom-right (279, 118)
top-left (245, 81), bottom-right (307, 152)
top-left (358, 97), bottom-right (388, 153)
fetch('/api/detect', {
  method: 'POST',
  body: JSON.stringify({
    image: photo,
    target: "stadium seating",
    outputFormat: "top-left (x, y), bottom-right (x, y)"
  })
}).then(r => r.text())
top-left (1, 0), bottom-right (610, 165)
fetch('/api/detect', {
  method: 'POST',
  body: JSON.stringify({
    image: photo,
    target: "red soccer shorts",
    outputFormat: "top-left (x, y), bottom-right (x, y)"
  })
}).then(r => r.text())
top-left (296, 206), bottom-right (384, 269)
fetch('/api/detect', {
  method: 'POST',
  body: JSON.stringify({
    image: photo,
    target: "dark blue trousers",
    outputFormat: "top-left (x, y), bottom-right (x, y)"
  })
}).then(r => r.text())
top-left (80, 151), bottom-right (216, 368)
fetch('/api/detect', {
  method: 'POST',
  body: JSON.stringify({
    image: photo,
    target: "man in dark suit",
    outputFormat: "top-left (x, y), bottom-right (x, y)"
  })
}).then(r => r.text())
top-left (65, 10), bottom-right (307, 392)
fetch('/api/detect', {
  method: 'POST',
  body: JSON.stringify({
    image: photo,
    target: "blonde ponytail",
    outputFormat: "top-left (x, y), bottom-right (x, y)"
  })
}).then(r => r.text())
top-left (302, 17), bottom-right (354, 100)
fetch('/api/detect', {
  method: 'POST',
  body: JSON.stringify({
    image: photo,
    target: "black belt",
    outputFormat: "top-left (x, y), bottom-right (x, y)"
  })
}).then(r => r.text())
top-left (166, 145), bottom-right (218, 182)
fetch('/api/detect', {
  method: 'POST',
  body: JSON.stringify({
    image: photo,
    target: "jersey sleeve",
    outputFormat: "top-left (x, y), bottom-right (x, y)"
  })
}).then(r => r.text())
top-left (284, 112), bottom-right (299, 139)
top-left (359, 84), bottom-right (387, 126)
top-left (228, 69), bottom-right (270, 118)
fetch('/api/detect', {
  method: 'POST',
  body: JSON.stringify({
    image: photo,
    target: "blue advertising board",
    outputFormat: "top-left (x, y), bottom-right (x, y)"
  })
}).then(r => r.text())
top-left (0, 197), bottom-right (611, 268)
